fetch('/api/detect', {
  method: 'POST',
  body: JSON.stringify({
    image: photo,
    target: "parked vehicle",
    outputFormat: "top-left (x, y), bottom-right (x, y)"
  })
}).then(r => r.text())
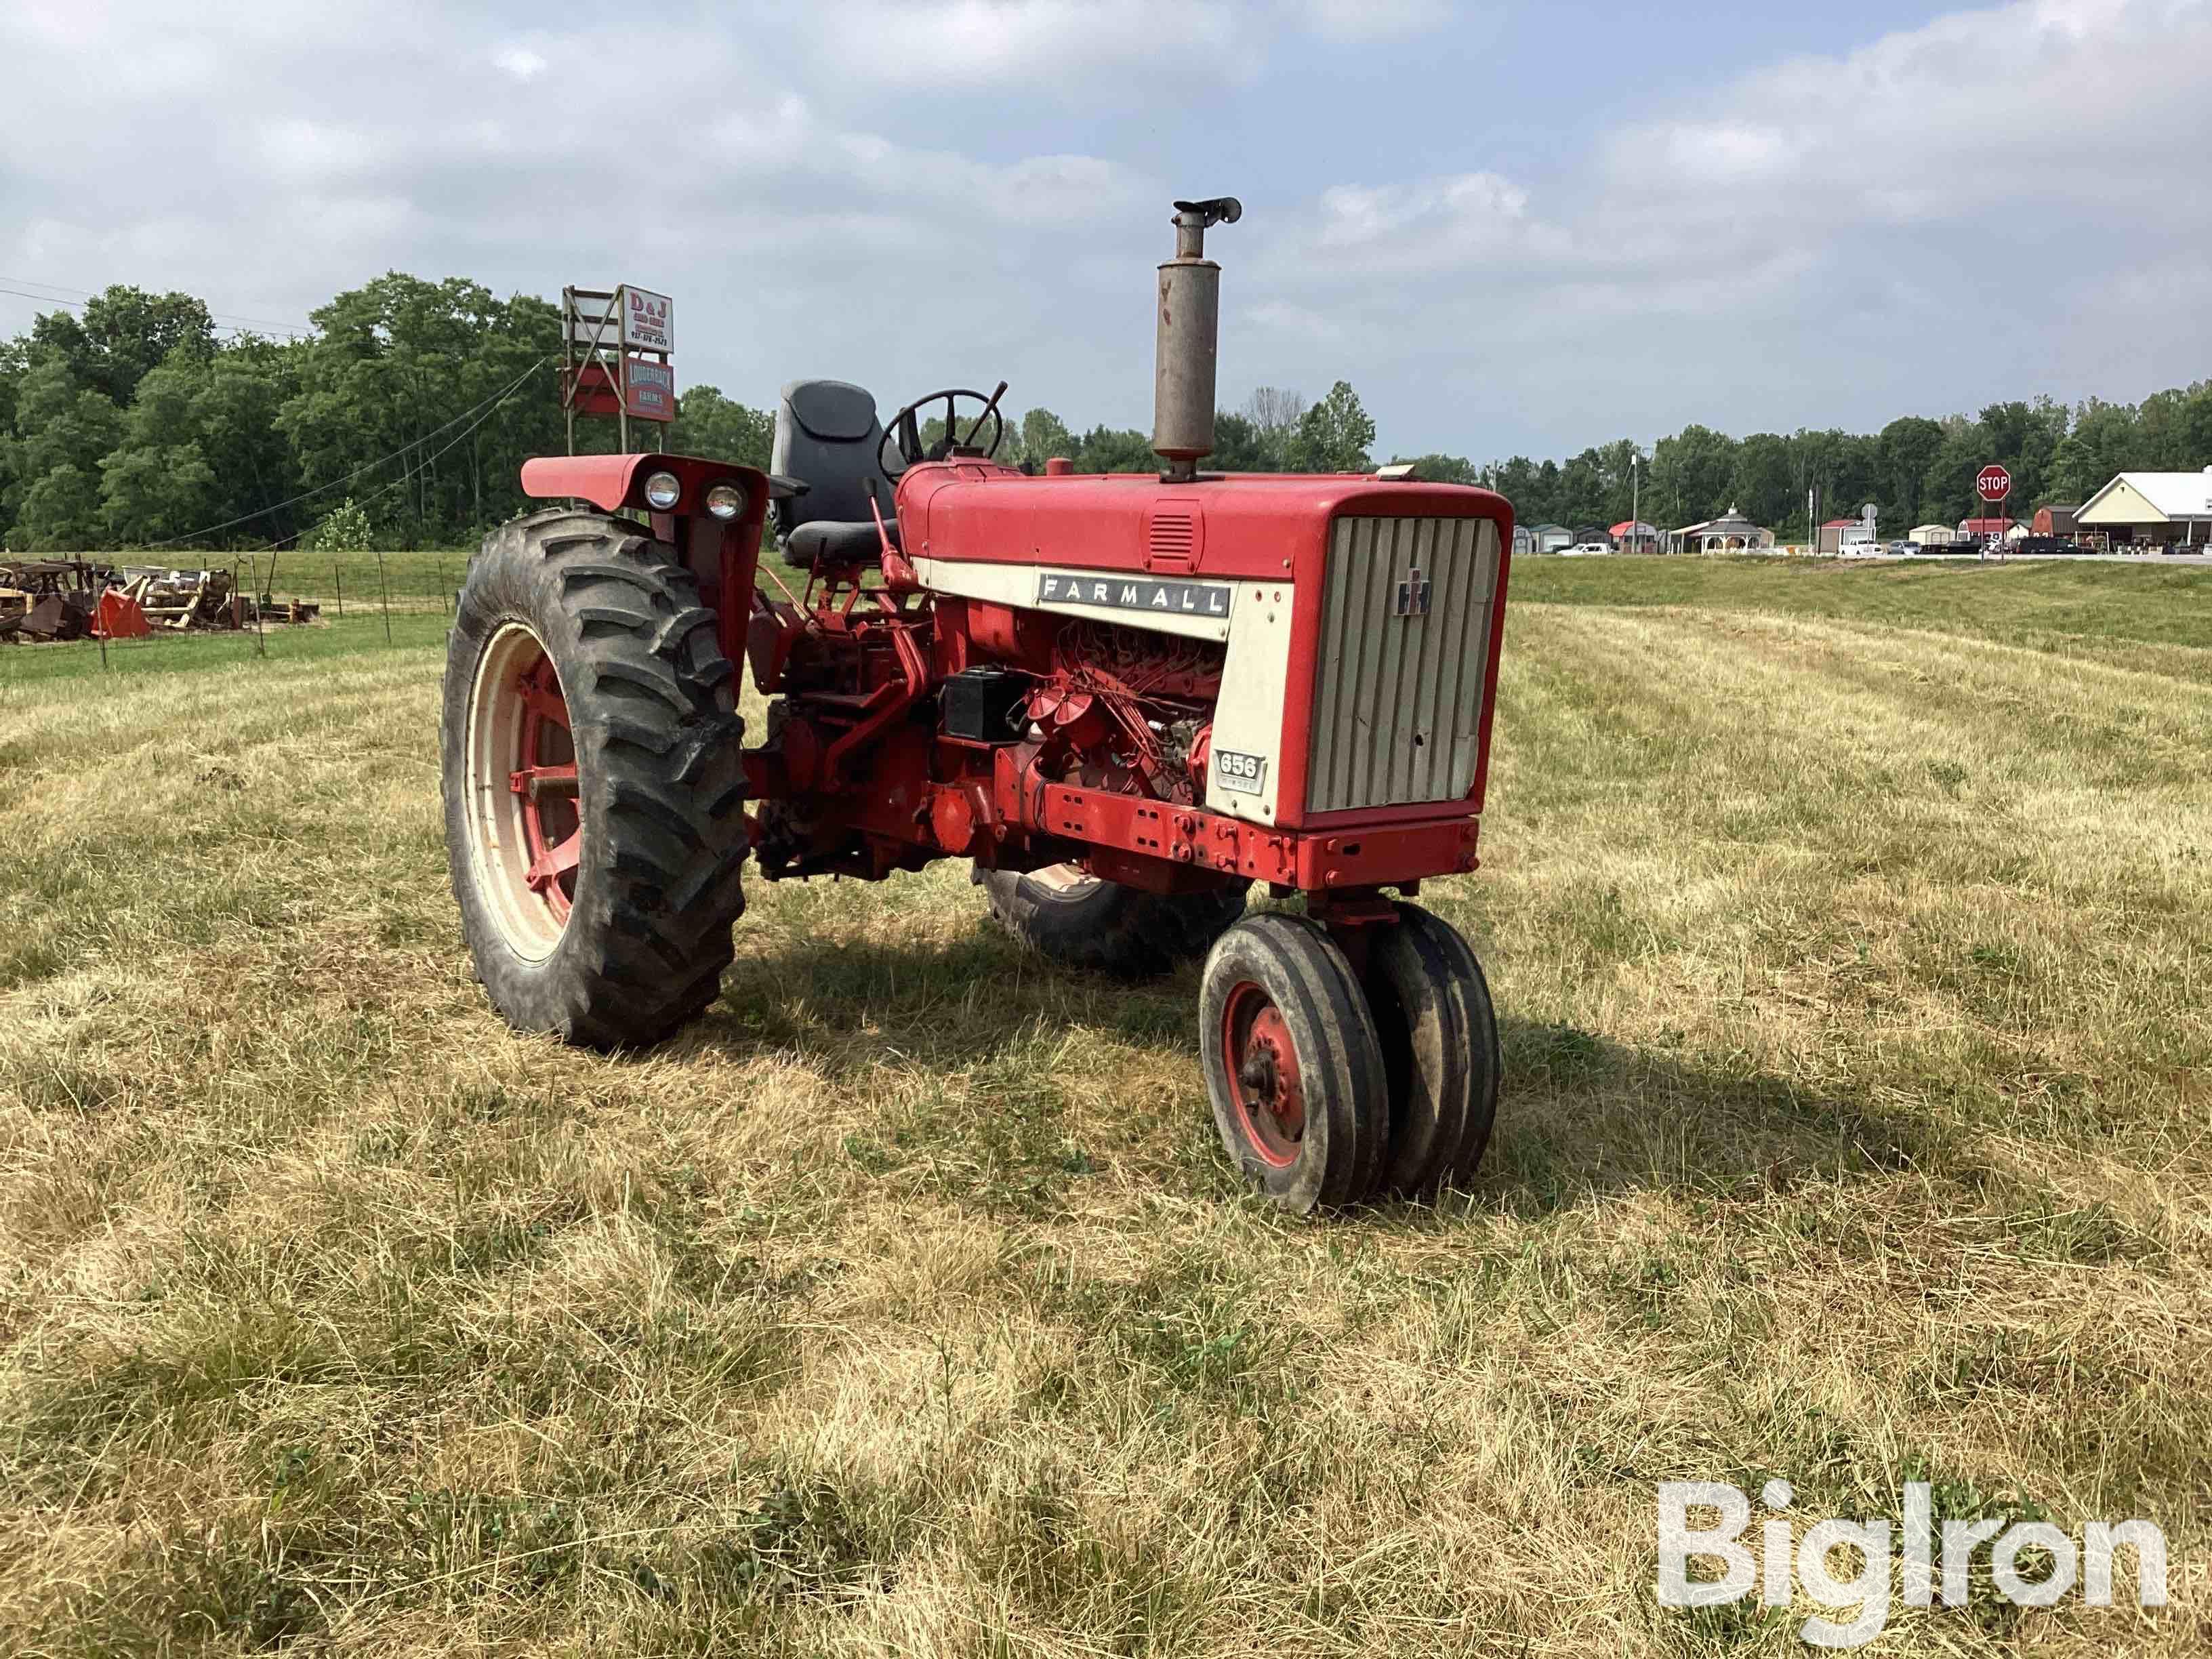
top-left (1563, 542), bottom-right (1611, 556)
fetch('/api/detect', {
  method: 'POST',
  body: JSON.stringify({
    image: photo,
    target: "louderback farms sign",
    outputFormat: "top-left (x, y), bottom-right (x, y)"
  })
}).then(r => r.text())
top-left (623, 357), bottom-right (675, 423)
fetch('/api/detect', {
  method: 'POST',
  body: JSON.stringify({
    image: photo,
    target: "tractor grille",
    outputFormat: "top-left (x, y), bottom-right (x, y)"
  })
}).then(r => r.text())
top-left (1305, 514), bottom-right (1500, 814)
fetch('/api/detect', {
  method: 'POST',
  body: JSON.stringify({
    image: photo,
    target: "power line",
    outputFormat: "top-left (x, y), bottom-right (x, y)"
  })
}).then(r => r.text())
top-left (138, 355), bottom-right (552, 550)
top-left (0, 273), bottom-right (314, 333)
top-left (0, 279), bottom-right (315, 340)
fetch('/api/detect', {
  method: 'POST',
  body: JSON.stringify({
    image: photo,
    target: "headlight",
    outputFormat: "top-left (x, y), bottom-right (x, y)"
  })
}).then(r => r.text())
top-left (642, 470), bottom-right (682, 510)
top-left (705, 482), bottom-right (747, 520)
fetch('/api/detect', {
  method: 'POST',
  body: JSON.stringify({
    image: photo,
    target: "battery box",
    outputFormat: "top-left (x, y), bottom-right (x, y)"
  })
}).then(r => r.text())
top-left (941, 668), bottom-right (1028, 744)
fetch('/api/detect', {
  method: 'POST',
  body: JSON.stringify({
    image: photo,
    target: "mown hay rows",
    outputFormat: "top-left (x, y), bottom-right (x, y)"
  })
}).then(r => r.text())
top-left (1, 595), bottom-right (2206, 1654)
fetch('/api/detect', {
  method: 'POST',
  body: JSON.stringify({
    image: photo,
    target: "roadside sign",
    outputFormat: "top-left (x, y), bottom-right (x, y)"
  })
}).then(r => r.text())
top-left (1976, 464), bottom-right (2011, 504)
top-left (623, 356), bottom-right (676, 422)
top-left (620, 286), bottom-right (674, 353)
top-left (560, 283), bottom-right (674, 451)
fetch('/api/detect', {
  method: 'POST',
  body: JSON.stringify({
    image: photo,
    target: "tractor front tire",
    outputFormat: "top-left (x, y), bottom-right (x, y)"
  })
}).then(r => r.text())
top-left (1364, 903), bottom-right (1502, 1195)
top-left (441, 508), bottom-right (750, 1049)
top-left (975, 864), bottom-right (1247, 977)
top-left (1200, 914), bottom-right (1387, 1213)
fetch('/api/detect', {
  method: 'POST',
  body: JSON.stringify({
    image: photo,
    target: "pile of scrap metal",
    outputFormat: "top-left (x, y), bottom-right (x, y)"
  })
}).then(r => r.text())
top-left (118, 567), bottom-right (245, 632)
top-left (0, 560), bottom-right (323, 642)
top-left (0, 560), bottom-right (111, 643)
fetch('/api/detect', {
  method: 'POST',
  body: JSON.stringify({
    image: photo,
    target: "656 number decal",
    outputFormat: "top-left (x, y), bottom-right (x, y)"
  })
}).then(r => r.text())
top-left (1214, 748), bottom-right (1268, 791)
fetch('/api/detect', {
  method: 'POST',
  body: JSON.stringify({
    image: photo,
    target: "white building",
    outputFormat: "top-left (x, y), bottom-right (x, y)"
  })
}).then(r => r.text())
top-left (2075, 469), bottom-right (2212, 549)
top-left (1667, 506), bottom-right (1776, 554)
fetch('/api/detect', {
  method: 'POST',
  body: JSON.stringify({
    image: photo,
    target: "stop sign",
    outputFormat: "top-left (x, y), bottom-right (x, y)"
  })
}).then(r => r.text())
top-left (1976, 464), bottom-right (2012, 504)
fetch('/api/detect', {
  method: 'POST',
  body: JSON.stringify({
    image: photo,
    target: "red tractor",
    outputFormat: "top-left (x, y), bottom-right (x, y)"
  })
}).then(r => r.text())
top-left (441, 199), bottom-right (1513, 1212)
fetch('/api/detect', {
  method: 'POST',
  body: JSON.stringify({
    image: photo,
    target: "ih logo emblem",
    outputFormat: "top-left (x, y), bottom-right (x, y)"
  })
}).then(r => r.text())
top-left (1395, 566), bottom-right (1431, 617)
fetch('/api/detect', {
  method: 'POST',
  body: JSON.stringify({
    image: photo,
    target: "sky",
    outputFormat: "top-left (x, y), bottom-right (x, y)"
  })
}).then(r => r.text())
top-left (3, 0), bottom-right (2209, 461)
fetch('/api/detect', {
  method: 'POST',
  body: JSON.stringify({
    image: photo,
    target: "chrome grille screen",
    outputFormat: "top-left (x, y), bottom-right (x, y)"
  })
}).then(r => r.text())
top-left (1305, 515), bottom-right (1500, 813)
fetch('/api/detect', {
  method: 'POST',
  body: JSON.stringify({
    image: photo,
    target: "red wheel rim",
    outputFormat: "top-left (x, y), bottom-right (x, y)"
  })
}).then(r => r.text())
top-left (1221, 981), bottom-right (1304, 1168)
top-left (511, 654), bottom-right (580, 922)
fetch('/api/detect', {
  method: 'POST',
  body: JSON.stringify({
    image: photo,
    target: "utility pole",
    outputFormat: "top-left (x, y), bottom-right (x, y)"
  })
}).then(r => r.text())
top-left (1631, 452), bottom-right (1641, 554)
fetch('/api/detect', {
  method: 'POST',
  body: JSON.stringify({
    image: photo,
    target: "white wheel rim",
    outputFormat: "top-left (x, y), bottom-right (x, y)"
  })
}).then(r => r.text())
top-left (464, 621), bottom-right (575, 962)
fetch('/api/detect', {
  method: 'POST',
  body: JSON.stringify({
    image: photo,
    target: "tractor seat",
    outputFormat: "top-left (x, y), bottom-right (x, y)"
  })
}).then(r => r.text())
top-left (785, 518), bottom-right (899, 565)
top-left (771, 378), bottom-right (900, 568)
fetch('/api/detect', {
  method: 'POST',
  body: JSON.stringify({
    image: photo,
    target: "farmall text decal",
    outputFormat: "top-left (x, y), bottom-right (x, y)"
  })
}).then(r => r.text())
top-left (1036, 571), bottom-right (1231, 617)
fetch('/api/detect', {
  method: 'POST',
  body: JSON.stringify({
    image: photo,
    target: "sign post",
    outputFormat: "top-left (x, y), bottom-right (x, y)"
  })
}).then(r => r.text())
top-left (560, 284), bottom-right (678, 453)
top-left (1976, 465), bottom-right (2011, 556)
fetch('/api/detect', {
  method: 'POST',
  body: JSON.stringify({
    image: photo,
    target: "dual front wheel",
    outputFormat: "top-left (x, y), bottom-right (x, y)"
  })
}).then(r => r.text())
top-left (1201, 906), bottom-right (1500, 1213)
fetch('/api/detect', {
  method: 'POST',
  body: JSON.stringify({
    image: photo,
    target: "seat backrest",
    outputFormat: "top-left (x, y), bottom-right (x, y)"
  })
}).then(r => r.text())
top-left (771, 380), bottom-right (893, 534)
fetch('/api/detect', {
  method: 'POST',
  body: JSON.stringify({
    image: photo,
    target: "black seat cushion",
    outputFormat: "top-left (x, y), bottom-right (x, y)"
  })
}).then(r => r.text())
top-left (785, 519), bottom-right (899, 566)
top-left (784, 380), bottom-right (877, 443)
top-left (771, 379), bottom-right (893, 537)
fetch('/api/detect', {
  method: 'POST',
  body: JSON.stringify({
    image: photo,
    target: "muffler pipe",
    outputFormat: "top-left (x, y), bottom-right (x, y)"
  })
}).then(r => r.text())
top-left (1152, 196), bottom-right (1241, 483)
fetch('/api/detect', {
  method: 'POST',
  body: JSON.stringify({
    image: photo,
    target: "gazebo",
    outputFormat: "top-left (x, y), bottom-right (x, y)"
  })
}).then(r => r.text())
top-left (1668, 506), bottom-right (1774, 555)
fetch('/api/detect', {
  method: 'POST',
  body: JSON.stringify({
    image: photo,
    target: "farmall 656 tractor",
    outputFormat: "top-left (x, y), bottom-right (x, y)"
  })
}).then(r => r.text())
top-left (442, 200), bottom-right (1512, 1212)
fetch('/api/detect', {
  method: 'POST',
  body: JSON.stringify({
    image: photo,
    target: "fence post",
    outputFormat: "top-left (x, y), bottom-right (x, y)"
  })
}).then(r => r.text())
top-left (334, 560), bottom-right (344, 618)
top-left (377, 552), bottom-right (392, 644)
top-left (243, 557), bottom-right (266, 658)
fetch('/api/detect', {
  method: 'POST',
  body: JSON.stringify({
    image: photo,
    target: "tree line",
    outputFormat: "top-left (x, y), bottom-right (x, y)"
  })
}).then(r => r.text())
top-left (1, 272), bottom-right (2205, 553)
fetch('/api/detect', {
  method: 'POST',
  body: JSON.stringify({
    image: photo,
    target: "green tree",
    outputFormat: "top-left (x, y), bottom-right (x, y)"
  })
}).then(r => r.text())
top-left (1729, 434), bottom-right (1798, 532)
top-left (280, 274), bottom-right (560, 546)
top-left (99, 348), bottom-right (220, 544)
top-left (1387, 451), bottom-right (1481, 485)
top-left (306, 498), bottom-right (375, 553)
top-left (192, 339), bottom-right (306, 544)
top-left (2135, 382), bottom-right (2212, 470)
top-left (79, 286), bottom-right (218, 405)
top-left (2051, 398), bottom-right (2137, 501)
top-left (1485, 456), bottom-right (1553, 524)
top-left (668, 386), bottom-right (772, 470)
top-left (1650, 424), bottom-right (1736, 527)
top-left (1922, 416), bottom-right (1991, 525)
top-left (1875, 416), bottom-right (1944, 528)
top-left (1018, 407), bottom-right (1077, 466)
top-left (1241, 386), bottom-right (1306, 470)
top-left (1975, 397), bottom-right (2065, 510)
top-left (5, 354), bottom-right (123, 550)
top-left (1211, 410), bottom-right (1275, 472)
top-left (1073, 425), bottom-right (1154, 473)
top-left (1290, 381), bottom-right (1375, 473)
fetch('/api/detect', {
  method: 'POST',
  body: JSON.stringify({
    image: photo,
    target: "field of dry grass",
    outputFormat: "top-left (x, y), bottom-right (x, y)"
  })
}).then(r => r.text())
top-left (2, 559), bottom-right (2207, 1655)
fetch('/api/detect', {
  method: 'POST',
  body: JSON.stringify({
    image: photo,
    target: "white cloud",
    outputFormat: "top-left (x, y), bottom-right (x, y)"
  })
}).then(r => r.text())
top-left (0, 0), bottom-right (2207, 459)
top-left (815, 0), bottom-right (1244, 87)
top-left (1245, 0), bottom-right (2212, 448)
top-left (492, 44), bottom-right (547, 81)
top-left (1296, 0), bottom-right (1452, 41)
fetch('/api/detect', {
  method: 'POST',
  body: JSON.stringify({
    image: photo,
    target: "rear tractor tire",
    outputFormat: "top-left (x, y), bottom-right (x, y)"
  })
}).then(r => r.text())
top-left (441, 508), bottom-right (750, 1049)
top-left (1199, 904), bottom-right (1500, 1213)
top-left (975, 863), bottom-right (1246, 977)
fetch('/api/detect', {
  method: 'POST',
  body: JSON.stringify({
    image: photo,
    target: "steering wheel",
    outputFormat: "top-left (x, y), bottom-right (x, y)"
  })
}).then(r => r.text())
top-left (878, 384), bottom-right (1008, 485)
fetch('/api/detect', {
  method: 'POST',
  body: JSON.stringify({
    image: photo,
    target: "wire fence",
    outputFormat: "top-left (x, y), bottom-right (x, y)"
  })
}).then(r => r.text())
top-left (0, 548), bottom-right (474, 685)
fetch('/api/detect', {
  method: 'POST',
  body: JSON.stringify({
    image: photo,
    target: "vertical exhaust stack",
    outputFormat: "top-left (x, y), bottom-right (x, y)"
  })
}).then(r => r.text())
top-left (1153, 196), bottom-right (1242, 483)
